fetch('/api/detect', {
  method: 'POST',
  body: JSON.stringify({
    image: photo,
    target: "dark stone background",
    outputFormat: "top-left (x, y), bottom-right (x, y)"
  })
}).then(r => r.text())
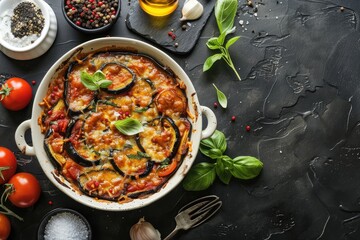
top-left (1, 0), bottom-right (360, 239)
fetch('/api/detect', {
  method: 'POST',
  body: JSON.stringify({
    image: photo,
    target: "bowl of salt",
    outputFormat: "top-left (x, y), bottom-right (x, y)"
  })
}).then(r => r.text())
top-left (38, 208), bottom-right (92, 240)
top-left (0, 0), bottom-right (57, 60)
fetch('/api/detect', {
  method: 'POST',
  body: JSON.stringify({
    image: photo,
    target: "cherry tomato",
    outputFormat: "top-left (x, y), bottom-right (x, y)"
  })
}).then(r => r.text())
top-left (0, 213), bottom-right (11, 240)
top-left (8, 173), bottom-right (41, 208)
top-left (158, 160), bottom-right (177, 177)
top-left (0, 77), bottom-right (32, 111)
top-left (0, 147), bottom-right (17, 185)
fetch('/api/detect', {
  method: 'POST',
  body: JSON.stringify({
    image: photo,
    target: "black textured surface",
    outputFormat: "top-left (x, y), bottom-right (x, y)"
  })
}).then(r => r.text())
top-left (2, 0), bottom-right (360, 239)
top-left (126, 0), bottom-right (216, 54)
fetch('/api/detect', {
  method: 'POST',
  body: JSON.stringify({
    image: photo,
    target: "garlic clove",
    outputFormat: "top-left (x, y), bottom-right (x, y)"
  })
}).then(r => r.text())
top-left (129, 217), bottom-right (161, 240)
top-left (180, 0), bottom-right (204, 21)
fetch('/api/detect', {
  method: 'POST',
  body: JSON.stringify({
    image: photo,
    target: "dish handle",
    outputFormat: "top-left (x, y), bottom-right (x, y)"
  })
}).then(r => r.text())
top-left (200, 106), bottom-right (217, 140)
top-left (15, 120), bottom-right (35, 156)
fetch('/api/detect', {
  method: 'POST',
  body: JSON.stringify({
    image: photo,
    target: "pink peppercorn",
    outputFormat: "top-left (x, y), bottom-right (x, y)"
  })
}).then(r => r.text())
top-left (245, 125), bottom-right (251, 132)
top-left (231, 116), bottom-right (236, 122)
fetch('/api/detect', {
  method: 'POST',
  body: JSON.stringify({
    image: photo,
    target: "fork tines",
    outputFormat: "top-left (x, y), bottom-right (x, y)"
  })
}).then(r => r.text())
top-left (179, 195), bottom-right (222, 228)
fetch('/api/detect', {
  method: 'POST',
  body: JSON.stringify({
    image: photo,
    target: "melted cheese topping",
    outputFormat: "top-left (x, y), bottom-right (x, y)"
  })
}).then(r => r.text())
top-left (40, 52), bottom-right (192, 202)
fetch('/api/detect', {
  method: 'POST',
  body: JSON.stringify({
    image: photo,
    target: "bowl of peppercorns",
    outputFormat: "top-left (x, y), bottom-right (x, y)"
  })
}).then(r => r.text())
top-left (62, 0), bottom-right (121, 34)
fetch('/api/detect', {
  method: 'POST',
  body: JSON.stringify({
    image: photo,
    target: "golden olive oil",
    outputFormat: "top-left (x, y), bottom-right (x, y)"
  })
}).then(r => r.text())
top-left (139, 0), bottom-right (179, 17)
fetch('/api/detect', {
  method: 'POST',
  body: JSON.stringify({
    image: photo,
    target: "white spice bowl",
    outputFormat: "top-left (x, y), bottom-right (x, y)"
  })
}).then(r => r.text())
top-left (38, 208), bottom-right (92, 240)
top-left (0, 0), bottom-right (58, 60)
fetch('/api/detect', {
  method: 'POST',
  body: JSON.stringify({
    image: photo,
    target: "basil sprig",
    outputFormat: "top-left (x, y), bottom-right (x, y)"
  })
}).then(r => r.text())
top-left (114, 118), bottom-right (144, 136)
top-left (203, 0), bottom-right (241, 80)
top-left (183, 130), bottom-right (263, 191)
top-left (213, 84), bottom-right (227, 108)
top-left (80, 70), bottom-right (112, 91)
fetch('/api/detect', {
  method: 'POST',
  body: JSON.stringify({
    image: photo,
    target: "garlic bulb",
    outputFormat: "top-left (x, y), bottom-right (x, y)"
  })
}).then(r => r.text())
top-left (129, 217), bottom-right (161, 240)
top-left (180, 0), bottom-right (204, 21)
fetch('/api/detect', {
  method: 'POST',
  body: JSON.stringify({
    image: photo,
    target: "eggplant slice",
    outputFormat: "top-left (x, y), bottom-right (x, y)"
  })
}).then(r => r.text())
top-left (132, 78), bottom-right (156, 113)
top-left (64, 62), bottom-right (96, 115)
top-left (78, 169), bottom-right (124, 200)
top-left (100, 62), bottom-right (135, 94)
top-left (64, 119), bottom-right (101, 167)
top-left (44, 129), bottom-right (67, 170)
top-left (136, 117), bottom-right (181, 163)
top-left (110, 148), bottom-right (154, 179)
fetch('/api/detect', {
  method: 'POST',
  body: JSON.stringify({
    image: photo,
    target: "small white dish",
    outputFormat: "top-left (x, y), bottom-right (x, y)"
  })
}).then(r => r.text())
top-left (0, 0), bottom-right (57, 60)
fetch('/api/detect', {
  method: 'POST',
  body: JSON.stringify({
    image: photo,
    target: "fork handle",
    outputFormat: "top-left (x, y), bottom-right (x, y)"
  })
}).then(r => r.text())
top-left (163, 226), bottom-right (181, 240)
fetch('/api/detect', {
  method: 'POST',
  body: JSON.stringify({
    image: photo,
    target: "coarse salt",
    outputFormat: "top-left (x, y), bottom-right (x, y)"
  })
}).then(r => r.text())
top-left (44, 212), bottom-right (89, 240)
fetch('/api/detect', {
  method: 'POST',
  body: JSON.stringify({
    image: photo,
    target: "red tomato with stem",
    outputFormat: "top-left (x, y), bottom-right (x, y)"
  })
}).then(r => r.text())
top-left (0, 213), bottom-right (11, 240)
top-left (7, 173), bottom-right (41, 208)
top-left (0, 77), bottom-right (32, 111)
top-left (0, 147), bottom-right (17, 185)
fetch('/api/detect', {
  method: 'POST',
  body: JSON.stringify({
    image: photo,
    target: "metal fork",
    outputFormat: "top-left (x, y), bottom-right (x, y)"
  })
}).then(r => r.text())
top-left (163, 195), bottom-right (222, 240)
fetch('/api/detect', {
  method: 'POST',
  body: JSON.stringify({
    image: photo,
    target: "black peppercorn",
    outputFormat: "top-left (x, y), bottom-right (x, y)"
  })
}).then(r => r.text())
top-left (64, 0), bottom-right (119, 29)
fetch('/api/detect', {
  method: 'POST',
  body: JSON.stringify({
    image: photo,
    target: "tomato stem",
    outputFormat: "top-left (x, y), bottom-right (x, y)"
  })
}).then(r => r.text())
top-left (0, 184), bottom-right (23, 221)
top-left (0, 166), bottom-right (10, 181)
top-left (0, 84), bottom-right (13, 101)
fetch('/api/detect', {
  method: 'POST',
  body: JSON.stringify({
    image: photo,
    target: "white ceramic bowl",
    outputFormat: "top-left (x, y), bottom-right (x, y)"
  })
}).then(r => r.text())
top-left (0, 0), bottom-right (57, 60)
top-left (15, 37), bottom-right (217, 211)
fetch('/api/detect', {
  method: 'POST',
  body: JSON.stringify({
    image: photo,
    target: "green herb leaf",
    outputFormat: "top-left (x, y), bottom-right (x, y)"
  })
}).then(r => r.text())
top-left (215, 0), bottom-right (238, 35)
top-left (206, 37), bottom-right (222, 50)
top-left (183, 162), bottom-right (216, 191)
top-left (203, 54), bottom-right (223, 72)
top-left (204, 0), bottom-right (241, 80)
top-left (127, 151), bottom-right (151, 159)
top-left (213, 84), bottom-right (228, 108)
top-left (215, 158), bottom-right (232, 184)
top-left (200, 130), bottom-right (227, 158)
top-left (225, 36), bottom-right (240, 49)
top-left (114, 118), bottom-right (144, 136)
top-left (98, 79), bottom-right (113, 88)
top-left (133, 107), bottom-right (149, 113)
top-left (93, 70), bottom-right (106, 82)
top-left (80, 71), bottom-right (99, 91)
top-left (80, 70), bottom-right (113, 90)
top-left (230, 156), bottom-right (263, 179)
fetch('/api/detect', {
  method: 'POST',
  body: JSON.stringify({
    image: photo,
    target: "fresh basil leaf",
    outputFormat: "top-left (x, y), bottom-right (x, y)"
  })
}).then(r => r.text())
top-left (80, 71), bottom-right (99, 91)
top-left (217, 32), bottom-right (227, 46)
top-left (200, 130), bottom-right (227, 158)
top-left (212, 84), bottom-right (228, 108)
top-left (183, 162), bottom-right (216, 191)
top-left (200, 146), bottom-right (223, 160)
top-left (114, 118), bottom-right (144, 136)
top-left (230, 156), bottom-right (263, 179)
top-left (211, 130), bottom-right (227, 153)
top-left (203, 54), bottom-right (223, 72)
top-left (98, 79), bottom-right (113, 88)
top-left (225, 36), bottom-right (240, 49)
top-left (215, 0), bottom-right (238, 35)
top-left (93, 70), bottom-right (106, 82)
top-left (206, 37), bottom-right (222, 50)
top-left (215, 158), bottom-right (232, 184)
